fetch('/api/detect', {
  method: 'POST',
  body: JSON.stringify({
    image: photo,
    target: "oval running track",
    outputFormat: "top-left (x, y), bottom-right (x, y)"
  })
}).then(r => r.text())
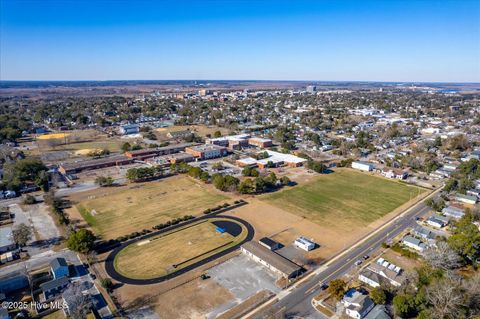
top-left (104, 215), bottom-right (254, 285)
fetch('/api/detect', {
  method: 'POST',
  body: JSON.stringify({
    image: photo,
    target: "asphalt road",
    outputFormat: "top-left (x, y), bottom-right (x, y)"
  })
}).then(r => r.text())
top-left (251, 193), bottom-right (438, 319)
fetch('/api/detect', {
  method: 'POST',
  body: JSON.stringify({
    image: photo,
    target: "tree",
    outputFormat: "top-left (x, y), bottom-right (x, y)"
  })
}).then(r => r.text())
top-left (100, 278), bottom-right (113, 293)
top-left (213, 130), bottom-right (222, 138)
top-left (67, 229), bottom-right (95, 253)
top-left (280, 176), bottom-right (291, 186)
top-left (22, 194), bottom-right (36, 205)
top-left (370, 287), bottom-right (386, 304)
top-left (121, 142), bottom-right (131, 152)
top-left (424, 241), bottom-right (462, 270)
top-left (328, 279), bottom-right (347, 300)
top-left (62, 283), bottom-right (93, 319)
top-left (12, 223), bottom-right (32, 247)
top-left (426, 276), bottom-right (466, 319)
top-left (447, 213), bottom-right (480, 263)
top-left (393, 294), bottom-right (417, 318)
top-left (238, 179), bottom-right (255, 194)
top-left (94, 176), bottom-right (114, 187)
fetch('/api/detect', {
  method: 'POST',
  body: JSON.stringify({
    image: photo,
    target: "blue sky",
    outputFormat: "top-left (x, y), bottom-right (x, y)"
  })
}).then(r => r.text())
top-left (1, 0), bottom-right (479, 82)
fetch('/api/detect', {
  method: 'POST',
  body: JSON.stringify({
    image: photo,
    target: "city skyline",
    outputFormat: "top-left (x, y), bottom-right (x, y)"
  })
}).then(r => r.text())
top-left (1, 0), bottom-right (479, 82)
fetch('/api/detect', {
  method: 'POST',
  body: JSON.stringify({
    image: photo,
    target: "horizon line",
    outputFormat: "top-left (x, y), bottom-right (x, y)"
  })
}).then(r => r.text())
top-left (1, 79), bottom-right (479, 85)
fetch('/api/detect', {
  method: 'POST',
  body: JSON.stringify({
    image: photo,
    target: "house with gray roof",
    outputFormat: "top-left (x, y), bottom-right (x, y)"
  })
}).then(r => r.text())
top-left (402, 235), bottom-right (426, 252)
top-left (442, 206), bottom-right (465, 220)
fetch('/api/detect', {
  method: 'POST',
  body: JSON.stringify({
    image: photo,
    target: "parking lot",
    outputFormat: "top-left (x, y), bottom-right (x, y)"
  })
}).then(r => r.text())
top-left (206, 254), bottom-right (281, 318)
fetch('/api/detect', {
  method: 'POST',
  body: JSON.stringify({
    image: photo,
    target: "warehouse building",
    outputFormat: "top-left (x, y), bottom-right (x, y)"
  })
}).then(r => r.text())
top-left (241, 241), bottom-right (302, 279)
top-left (185, 144), bottom-right (228, 160)
top-left (352, 161), bottom-right (375, 172)
top-left (125, 142), bottom-right (197, 160)
top-left (59, 155), bottom-right (133, 175)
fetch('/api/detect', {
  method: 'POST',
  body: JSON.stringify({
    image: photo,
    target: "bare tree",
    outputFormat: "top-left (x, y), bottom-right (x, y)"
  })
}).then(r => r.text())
top-left (426, 275), bottom-right (466, 319)
top-left (62, 283), bottom-right (93, 319)
top-left (462, 273), bottom-right (480, 319)
top-left (12, 223), bottom-right (32, 247)
top-left (424, 241), bottom-right (462, 270)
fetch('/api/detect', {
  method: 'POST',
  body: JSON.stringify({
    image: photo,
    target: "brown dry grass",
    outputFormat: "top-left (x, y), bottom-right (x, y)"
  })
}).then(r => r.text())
top-left (68, 175), bottom-right (230, 239)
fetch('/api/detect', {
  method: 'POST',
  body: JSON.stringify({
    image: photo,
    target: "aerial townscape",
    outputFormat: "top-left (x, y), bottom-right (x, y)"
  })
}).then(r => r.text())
top-left (0, 1), bottom-right (479, 319)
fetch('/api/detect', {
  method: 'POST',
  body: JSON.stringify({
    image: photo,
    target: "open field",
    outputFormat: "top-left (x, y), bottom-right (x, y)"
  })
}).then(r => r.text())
top-left (155, 124), bottom-right (230, 139)
top-left (114, 218), bottom-right (247, 280)
top-left (262, 168), bottom-right (426, 228)
top-left (36, 132), bottom-right (70, 140)
top-left (73, 175), bottom-right (229, 239)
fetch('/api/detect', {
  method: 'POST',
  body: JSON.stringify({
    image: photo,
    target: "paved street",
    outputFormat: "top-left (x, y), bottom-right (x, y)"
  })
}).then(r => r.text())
top-left (249, 191), bottom-right (439, 319)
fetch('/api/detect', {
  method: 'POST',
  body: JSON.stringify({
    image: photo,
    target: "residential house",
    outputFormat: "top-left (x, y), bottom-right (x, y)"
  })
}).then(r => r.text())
top-left (455, 193), bottom-right (477, 205)
top-left (364, 305), bottom-right (391, 319)
top-left (342, 288), bottom-right (375, 319)
top-left (442, 206), bottom-right (465, 220)
top-left (402, 235), bottom-right (426, 252)
top-left (427, 215), bottom-right (449, 228)
top-left (50, 258), bottom-right (69, 279)
top-left (412, 225), bottom-right (435, 241)
top-left (40, 277), bottom-right (70, 300)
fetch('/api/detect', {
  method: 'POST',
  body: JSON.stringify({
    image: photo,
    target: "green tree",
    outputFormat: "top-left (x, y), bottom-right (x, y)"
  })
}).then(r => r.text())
top-left (213, 130), bottom-right (222, 138)
top-left (327, 279), bottom-right (347, 300)
top-left (370, 287), bottom-right (386, 304)
top-left (67, 229), bottom-right (95, 253)
top-left (393, 294), bottom-right (417, 318)
top-left (238, 179), bottom-right (255, 194)
top-left (121, 142), bottom-right (131, 152)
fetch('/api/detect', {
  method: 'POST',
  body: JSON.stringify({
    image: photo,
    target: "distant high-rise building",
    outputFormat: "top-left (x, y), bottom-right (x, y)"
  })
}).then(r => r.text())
top-left (199, 89), bottom-right (213, 96)
top-left (306, 85), bottom-right (317, 93)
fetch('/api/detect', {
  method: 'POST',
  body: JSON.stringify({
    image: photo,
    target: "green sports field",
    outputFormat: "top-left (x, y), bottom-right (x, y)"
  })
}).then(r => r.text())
top-left (262, 168), bottom-right (426, 228)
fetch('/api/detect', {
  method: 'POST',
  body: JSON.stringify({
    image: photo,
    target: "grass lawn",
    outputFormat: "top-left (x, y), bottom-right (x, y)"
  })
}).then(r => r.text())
top-left (262, 168), bottom-right (426, 228)
top-left (114, 218), bottom-right (246, 279)
top-left (76, 176), bottom-right (229, 239)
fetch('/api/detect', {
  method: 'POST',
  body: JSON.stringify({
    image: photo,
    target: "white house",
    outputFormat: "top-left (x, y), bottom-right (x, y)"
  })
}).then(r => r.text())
top-left (442, 206), bottom-right (465, 220)
top-left (402, 235), bottom-right (426, 252)
top-left (352, 161), bottom-right (375, 172)
top-left (342, 289), bottom-right (375, 319)
top-left (455, 193), bottom-right (477, 205)
top-left (427, 215), bottom-right (448, 228)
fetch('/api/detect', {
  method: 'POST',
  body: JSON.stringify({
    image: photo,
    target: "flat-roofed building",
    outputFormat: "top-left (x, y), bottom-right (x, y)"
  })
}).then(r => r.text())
top-left (59, 155), bottom-right (133, 175)
top-left (248, 137), bottom-right (273, 148)
top-left (236, 157), bottom-right (258, 167)
top-left (0, 227), bottom-right (15, 253)
top-left (125, 142), bottom-right (197, 160)
top-left (241, 241), bottom-right (302, 279)
top-left (294, 236), bottom-right (316, 251)
top-left (185, 144), bottom-right (228, 160)
top-left (259, 237), bottom-right (281, 251)
top-left (352, 161), bottom-right (375, 172)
